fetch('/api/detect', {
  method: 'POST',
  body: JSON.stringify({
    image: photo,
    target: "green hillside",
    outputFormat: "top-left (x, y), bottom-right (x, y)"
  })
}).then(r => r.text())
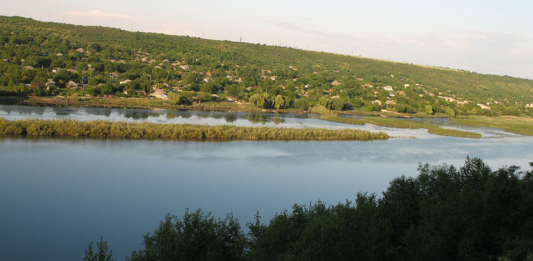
top-left (1, 16), bottom-right (532, 116)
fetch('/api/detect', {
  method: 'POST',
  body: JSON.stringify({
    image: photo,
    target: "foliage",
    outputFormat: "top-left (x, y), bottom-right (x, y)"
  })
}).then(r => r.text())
top-left (84, 236), bottom-right (113, 261)
top-left (128, 210), bottom-right (246, 261)
top-left (294, 98), bottom-right (310, 110)
top-left (0, 118), bottom-right (390, 141)
top-left (449, 116), bottom-right (533, 136)
top-left (310, 105), bottom-right (335, 116)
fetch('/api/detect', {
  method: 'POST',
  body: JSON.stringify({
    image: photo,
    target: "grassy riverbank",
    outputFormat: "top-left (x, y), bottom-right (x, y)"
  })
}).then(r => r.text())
top-left (449, 116), bottom-right (533, 136)
top-left (0, 118), bottom-right (389, 141)
top-left (321, 115), bottom-right (482, 138)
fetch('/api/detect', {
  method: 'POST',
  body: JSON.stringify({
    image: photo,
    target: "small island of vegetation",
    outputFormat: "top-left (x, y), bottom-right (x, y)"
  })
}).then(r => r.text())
top-left (0, 118), bottom-right (389, 141)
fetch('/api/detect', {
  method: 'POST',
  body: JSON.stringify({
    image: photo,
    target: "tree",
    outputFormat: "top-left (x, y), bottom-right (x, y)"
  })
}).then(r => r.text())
top-left (318, 96), bottom-right (331, 109)
top-left (274, 95), bottom-right (285, 109)
top-left (294, 98), bottom-right (310, 110)
top-left (84, 236), bottom-right (113, 261)
top-left (425, 105), bottom-right (433, 115)
top-left (331, 97), bottom-right (345, 111)
top-left (446, 107), bottom-right (456, 118)
top-left (250, 93), bottom-right (267, 108)
top-left (129, 209), bottom-right (246, 261)
top-left (168, 92), bottom-right (182, 105)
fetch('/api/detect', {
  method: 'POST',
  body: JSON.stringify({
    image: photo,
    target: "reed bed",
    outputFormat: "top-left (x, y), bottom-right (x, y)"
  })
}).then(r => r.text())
top-left (0, 118), bottom-right (389, 141)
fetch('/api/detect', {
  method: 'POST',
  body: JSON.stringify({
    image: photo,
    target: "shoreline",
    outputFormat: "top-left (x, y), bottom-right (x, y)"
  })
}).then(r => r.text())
top-left (1, 96), bottom-right (531, 137)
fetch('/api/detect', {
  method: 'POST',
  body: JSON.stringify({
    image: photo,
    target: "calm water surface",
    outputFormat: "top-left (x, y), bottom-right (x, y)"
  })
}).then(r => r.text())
top-left (1, 105), bottom-right (532, 260)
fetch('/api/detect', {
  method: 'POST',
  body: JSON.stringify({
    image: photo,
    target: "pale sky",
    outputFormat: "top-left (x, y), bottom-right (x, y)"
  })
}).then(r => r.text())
top-left (2, 0), bottom-right (533, 79)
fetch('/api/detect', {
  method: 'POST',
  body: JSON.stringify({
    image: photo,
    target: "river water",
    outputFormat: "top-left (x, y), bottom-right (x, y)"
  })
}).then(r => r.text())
top-left (1, 105), bottom-right (532, 260)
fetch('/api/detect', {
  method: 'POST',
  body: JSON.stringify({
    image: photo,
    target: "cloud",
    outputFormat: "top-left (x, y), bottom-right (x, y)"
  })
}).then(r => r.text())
top-left (66, 10), bottom-right (139, 21)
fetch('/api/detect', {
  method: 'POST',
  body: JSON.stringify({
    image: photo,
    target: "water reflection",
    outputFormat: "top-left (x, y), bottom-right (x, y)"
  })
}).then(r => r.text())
top-left (0, 105), bottom-right (528, 140)
top-left (224, 114), bottom-right (237, 123)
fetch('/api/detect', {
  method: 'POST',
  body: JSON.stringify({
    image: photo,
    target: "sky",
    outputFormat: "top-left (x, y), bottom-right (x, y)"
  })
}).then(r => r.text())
top-left (2, 0), bottom-right (533, 79)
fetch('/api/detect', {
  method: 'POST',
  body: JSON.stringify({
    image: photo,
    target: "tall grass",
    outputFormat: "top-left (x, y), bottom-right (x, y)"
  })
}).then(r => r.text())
top-left (427, 127), bottom-right (482, 138)
top-left (319, 116), bottom-right (482, 138)
top-left (0, 118), bottom-right (390, 141)
top-left (449, 116), bottom-right (533, 136)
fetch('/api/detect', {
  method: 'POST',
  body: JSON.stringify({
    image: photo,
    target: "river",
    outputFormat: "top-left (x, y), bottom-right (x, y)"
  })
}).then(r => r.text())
top-left (1, 105), bottom-right (532, 260)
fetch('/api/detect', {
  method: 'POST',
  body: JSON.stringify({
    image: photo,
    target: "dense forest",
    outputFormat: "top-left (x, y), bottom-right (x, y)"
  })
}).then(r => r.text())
top-left (84, 157), bottom-right (533, 261)
top-left (1, 16), bottom-right (533, 117)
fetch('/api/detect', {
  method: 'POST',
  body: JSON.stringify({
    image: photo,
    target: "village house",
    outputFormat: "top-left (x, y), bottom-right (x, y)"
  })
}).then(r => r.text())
top-left (67, 81), bottom-right (79, 89)
top-left (150, 88), bottom-right (168, 99)
top-left (383, 86), bottom-right (394, 91)
top-left (45, 79), bottom-right (55, 89)
top-left (477, 104), bottom-right (491, 110)
top-left (119, 79), bottom-right (132, 85)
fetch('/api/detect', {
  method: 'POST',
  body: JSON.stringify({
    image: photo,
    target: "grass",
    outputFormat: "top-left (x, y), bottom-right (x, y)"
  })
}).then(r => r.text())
top-left (427, 127), bottom-right (482, 138)
top-left (320, 115), bottom-right (482, 138)
top-left (0, 118), bottom-right (390, 141)
top-left (449, 116), bottom-right (533, 136)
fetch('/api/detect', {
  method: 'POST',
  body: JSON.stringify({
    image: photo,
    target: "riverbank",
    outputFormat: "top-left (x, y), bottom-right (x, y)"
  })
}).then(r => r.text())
top-left (0, 118), bottom-right (390, 141)
top-left (450, 116), bottom-right (533, 136)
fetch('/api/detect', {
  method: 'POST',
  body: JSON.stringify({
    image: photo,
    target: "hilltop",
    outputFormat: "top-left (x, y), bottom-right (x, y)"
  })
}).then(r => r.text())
top-left (1, 15), bottom-right (532, 117)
